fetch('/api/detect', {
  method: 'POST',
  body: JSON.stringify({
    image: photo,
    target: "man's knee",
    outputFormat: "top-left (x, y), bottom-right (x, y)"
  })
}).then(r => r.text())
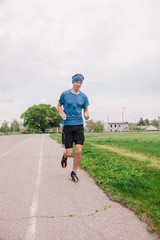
top-left (75, 146), bottom-right (83, 156)
top-left (65, 148), bottom-right (73, 157)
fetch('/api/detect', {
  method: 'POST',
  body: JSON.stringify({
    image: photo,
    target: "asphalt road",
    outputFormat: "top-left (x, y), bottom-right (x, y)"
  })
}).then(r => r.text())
top-left (0, 134), bottom-right (159, 240)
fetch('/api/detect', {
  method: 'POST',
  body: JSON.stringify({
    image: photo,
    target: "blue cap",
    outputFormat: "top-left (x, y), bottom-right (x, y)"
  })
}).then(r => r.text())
top-left (72, 74), bottom-right (84, 83)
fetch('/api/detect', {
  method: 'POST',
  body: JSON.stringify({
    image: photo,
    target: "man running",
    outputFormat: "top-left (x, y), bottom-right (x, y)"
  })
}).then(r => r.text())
top-left (57, 73), bottom-right (89, 182)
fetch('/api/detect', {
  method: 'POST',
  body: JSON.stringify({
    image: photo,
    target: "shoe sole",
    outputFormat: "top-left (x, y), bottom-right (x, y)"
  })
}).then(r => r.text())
top-left (71, 173), bottom-right (79, 183)
top-left (61, 158), bottom-right (67, 168)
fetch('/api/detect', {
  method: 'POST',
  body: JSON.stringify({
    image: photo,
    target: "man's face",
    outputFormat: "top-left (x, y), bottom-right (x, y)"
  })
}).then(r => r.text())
top-left (73, 81), bottom-right (82, 91)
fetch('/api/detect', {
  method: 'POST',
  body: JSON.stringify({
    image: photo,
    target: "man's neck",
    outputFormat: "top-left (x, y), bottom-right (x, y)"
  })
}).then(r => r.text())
top-left (71, 88), bottom-right (80, 94)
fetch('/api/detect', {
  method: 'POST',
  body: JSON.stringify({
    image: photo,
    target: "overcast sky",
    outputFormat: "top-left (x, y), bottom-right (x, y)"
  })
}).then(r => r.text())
top-left (0, 0), bottom-right (160, 125)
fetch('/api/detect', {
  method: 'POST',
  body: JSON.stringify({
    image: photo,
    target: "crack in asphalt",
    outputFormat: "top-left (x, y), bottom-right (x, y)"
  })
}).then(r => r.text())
top-left (0, 205), bottom-right (111, 221)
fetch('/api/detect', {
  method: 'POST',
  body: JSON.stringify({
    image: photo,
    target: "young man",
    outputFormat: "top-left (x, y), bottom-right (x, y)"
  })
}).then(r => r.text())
top-left (57, 74), bottom-right (89, 182)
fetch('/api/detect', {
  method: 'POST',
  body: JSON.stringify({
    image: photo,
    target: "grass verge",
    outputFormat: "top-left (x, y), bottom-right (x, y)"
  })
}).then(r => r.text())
top-left (50, 132), bottom-right (160, 234)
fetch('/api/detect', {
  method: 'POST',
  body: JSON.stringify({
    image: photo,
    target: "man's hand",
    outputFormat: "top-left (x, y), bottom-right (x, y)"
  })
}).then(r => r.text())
top-left (61, 112), bottom-right (67, 120)
top-left (57, 102), bottom-right (66, 120)
top-left (84, 108), bottom-right (89, 120)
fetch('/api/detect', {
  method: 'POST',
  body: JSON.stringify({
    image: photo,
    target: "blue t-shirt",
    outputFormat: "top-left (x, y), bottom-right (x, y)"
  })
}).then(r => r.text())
top-left (59, 89), bottom-right (89, 125)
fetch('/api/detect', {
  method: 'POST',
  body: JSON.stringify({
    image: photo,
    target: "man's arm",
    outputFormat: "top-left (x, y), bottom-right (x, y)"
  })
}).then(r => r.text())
top-left (84, 108), bottom-right (89, 120)
top-left (57, 102), bottom-right (66, 120)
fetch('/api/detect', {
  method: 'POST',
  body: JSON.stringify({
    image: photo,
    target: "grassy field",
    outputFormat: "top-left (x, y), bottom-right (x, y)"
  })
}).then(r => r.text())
top-left (50, 131), bottom-right (160, 234)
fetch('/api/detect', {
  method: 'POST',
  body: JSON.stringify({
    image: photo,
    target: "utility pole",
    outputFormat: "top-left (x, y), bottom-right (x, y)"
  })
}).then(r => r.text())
top-left (122, 108), bottom-right (125, 131)
top-left (108, 117), bottom-right (109, 132)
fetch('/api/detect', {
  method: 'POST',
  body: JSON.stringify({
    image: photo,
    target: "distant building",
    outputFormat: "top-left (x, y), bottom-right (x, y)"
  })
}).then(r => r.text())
top-left (137, 125), bottom-right (158, 131)
top-left (104, 122), bottom-right (129, 132)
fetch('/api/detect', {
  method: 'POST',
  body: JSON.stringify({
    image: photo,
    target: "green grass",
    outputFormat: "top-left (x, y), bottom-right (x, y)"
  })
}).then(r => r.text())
top-left (50, 131), bottom-right (160, 234)
top-left (85, 132), bottom-right (160, 157)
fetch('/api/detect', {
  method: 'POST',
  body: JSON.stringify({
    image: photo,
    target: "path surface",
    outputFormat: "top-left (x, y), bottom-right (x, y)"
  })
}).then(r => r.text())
top-left (0, 134), bottom-right (159, 240)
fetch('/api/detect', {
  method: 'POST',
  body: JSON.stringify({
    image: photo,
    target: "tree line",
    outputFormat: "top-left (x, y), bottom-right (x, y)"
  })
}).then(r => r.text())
top-left (86, 118), bottom-right (160, 132)
top-left (0, 119), bottom-right (21, 133)
top-left (85, 119), bottom-right (104, 132)
top-left (0, 104), bottom-right (105, 134)
top-left (136, 117), bottom-right (159, 128)
top-left (0, 104), bottom-right (61, 134)
top-left (0, 104), bottom-right (159, 134)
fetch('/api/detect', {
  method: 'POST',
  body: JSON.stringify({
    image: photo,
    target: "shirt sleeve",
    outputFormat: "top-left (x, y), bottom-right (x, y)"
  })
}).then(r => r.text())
top-left (59, 92), bottom-right (64, 105)
top-left (83, 95), bottom-right (89, 110)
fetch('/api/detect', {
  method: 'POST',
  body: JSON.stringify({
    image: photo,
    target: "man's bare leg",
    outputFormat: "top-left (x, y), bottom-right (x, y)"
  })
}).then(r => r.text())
top-left (61, 148), bottom-right (73, 168)
top-left (73, 144), bottom-right (83, 172)
top-left (63, 148), bottom-right (73, 159)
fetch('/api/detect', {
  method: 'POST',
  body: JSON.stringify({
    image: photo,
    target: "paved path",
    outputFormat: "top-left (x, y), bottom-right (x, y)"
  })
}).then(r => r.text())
top-left (0, 134), bottom-right (159, 240)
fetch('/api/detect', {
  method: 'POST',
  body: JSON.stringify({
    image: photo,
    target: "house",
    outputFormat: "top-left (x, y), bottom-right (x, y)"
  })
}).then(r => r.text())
top-left (104, 122), bottom-right (129, 132)
top-left (137, 125), bottom-right (158, 131)
top-left (145, 125), bottom-right (158, 131)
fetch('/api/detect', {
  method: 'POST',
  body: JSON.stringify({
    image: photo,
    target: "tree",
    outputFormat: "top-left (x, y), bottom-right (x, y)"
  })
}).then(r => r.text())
top-left (94, 126), bottom-right (104, 132)
top-left (151, 119), bottom-right (159, 128)
top-left (94, 120), bottom-right (104, 132)
top-left (137, 117), bottom-right (145, 126)
top-left (144, 119), bottom-right (149, 125)
top-left (0, 120), bottom-right (10, 133)
top-left (21, 104), bottom-right (61, 133)
top-left (129, 123), bottom-right (136, 131)
top-left (85, 119), bottom-right (96, 132)
top-left (10, 119), bottom-right (20, 132)
top-left (85, 119), bottom-right (104, 132)
top-left (95, 120), bottom-right (104, 127)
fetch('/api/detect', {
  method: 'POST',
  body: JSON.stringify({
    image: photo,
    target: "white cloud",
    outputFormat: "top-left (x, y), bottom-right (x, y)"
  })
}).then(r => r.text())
top-left (0, 0), bottom-right (160, 125)
top-left (0, 94), bottom-right (13, 103)
top-left (90, 95), bottom-right (160, 123)
top-left (0, 100), bottom-right (28, 125)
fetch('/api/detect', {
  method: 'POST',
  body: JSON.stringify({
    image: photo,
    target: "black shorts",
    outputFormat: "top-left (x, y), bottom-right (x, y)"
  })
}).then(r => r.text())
top-left (62, 125), bottom-right (85, 149)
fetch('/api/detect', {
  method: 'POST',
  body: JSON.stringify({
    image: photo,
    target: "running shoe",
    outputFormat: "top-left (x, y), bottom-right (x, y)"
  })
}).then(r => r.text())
top-left (61, 155), bottom-right (67, 168)
top-left (71, 171), bottom-right (79, 183)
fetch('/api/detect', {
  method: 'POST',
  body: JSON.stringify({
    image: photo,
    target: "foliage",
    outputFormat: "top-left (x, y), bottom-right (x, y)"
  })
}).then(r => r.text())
top-left (152, 119), bottom-right (159, 128)
top-left (0, 120), bottom-right (10, 133)
top-left (137, 117), bottom-right (145, 126)
top-left (94, 126), bottom-right (104, 132)
top-left (10, 119), bottom-right (20, 132)
top-left (95, 120), bottom-right (104, 127)
top-left (21, 104), bottom-right (61, 133)
top-left (85, 119), bottom-right (104, 132)
top-left (129, 123), bottom-right (136, 130)
top-left (137, 118), bottom-right (159, 128)
top-left (144, 119), bottom-right (149, 125)
top-left (85, 119), bottom-right (96, 132)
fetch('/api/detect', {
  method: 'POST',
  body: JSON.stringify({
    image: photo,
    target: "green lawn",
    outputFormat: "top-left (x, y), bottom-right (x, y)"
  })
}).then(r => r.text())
top-left (85, 132), bottom-right (160, 157)
top-left (50, 131), bottom-right (160, 234)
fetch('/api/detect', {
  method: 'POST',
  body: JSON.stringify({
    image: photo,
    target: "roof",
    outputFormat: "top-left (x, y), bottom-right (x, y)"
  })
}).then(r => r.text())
top-left (145, 125), bottom-right (158, 131)
top-left (137, 125), bottom-right (158, 131)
